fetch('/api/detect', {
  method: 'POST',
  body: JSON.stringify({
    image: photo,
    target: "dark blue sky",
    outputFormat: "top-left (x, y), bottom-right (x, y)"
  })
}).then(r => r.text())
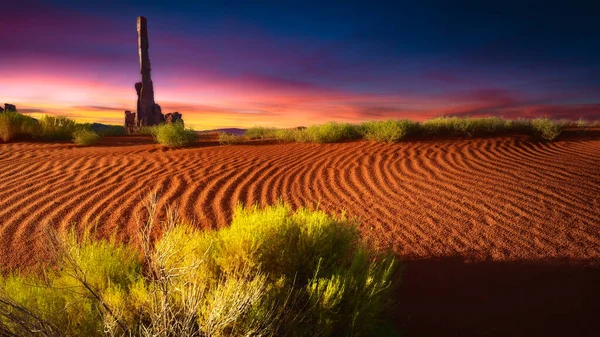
top-left (2, 0), bottom-right (599, 127)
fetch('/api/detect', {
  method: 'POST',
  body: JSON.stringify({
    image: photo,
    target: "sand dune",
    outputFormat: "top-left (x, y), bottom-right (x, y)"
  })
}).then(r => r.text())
top-left (1, 133), bottom-right (599, 336)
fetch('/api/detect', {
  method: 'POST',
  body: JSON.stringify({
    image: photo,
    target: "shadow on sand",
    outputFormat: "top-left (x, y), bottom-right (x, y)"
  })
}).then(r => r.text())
top-left (393, 257), bottom-right (600, 337)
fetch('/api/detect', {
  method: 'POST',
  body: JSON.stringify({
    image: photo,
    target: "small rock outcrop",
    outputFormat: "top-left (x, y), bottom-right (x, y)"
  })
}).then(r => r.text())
top-left (124, 111), bottom-right (136, 133)
top-left (2, 104), bottom-right (17, 112)
top-left (125, 16), bottom-right (184, 133)
top-left (165, 112), bottom-right (183, 124)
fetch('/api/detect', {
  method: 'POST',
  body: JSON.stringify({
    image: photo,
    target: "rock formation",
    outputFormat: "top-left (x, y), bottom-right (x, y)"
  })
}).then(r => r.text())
top-left (124, 111), bottom-right (136, 133)
top-left (125, 16), bottom-right (183, 133)
top-left (165, 112), bottom-right (183, 124)
top-left (2, 104), bottom-right (17, 112)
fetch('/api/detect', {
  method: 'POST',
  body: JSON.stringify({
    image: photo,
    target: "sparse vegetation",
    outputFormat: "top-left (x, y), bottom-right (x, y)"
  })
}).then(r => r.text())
top-left (73, 128), bottom-right (101, 146)
top-left (153, 122), bottom-right (196, 147)
top-left (244, 126), bottom-right (278, 139)
top-left (420, 116), bottom-right (512, 137)
top-left (530, 117), bottom-right (563, 141)
top-left (0, 111), bottom-right (586, 146)
top-left (218, 132), bottom-right (246, 145)
top-left (290, 122), bottom-right (361, 143)
top-left (37, 115), bottom-right (78, 140)
top-left (0, 195), bottom-right (400, 336)
top-left (135, 125), bottom-right (159, 137)
top-left (359, 119), bottom-right (419, 142)
top-left (273, 128), bottom-right (301, 142)
top-left (0, 111), bottom-right (39, 142)
top-left (247, 116), bottom-right (574, 144)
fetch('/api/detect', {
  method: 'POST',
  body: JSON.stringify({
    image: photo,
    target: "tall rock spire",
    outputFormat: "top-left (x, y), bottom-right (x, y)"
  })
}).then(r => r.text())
top-left (125, 16), bottom-right (183, 132)
top-left (136, 16), bottom-right (157, 126)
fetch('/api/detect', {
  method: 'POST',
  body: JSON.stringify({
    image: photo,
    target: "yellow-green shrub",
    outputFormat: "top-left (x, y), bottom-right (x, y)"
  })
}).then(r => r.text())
top-left (421, 116), bottom-right (512, 137)
top-left (37, 115), bottom-right (77, 140)
top-left (0, 230), bottom-right (142, 336)
top-left (73, 128), bottom-right (100, 146)
top-left (218, 132), bottom-right (246, 145)
top-left (530, 117), bottom-right (563, 140)
top-left (244, 126), bottom-right (278, 139)
top-left (154, 122), bottom-right (196, 147)
top-left (360, 119), bottom-right (419, 142)
top-left (0, 111), bottom-right (39, 142)
top-left (0, 202), bottom-right (400, 336)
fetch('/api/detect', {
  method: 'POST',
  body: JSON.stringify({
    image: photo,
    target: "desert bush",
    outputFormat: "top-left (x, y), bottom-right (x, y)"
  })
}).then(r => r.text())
top-left (575, 119), bottom-right (588, 128)
top-left (135, 125), bottom-right (159, 136)
top-left (421, 116), bottom-right (512, 137)
top-left (0, 227), bottom-right (141, 337)
top-left (244, 126), bottom-right (278, 139)
top-left (359, 119), bottom-right (419, 142)
top-left (0, 196), bottom-right (400, 337)
top-left (36, 115), bottom-right (78, 140)
top-left (273, 128), bottom-right (300, 142)
top-left (0, 111), bottom-right (39, 142)
top-left (505, 118), bottom-right (533, 133)
top-left (530, 117), bottom-right (563, 141)
top-left (73, 128), bottom-right (101, 146)
top-left (154, 122), bottom-right (196, 147)
top-left (218, 132), bottom-right (246, 145)
top-left (299, 122), bottom-right (361, 143)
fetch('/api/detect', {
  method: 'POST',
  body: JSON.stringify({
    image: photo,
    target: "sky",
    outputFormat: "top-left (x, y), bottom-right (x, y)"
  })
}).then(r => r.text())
top-left (1, 0), bottom-right (599, 129)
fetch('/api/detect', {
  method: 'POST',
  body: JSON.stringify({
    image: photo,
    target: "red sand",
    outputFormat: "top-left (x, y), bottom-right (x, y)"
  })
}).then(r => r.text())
top-left (1, 132), bottom-right (599, 336)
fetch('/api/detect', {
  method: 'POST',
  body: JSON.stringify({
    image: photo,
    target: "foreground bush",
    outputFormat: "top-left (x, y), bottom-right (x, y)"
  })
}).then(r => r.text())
top-left (360, 119), bottom-right (419, 142)
top-left (73, 128), bottom-right (101, 146)
top-left (153, 122), bottom-right (196, 147)
top-left (0, 196), bottom-right (399, 336)
top-left (0, 111), bottom-right (39, 142)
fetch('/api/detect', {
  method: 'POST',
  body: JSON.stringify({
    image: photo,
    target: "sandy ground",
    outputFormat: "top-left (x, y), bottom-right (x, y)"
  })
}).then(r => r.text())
top-left (1, 131), bottom-right (599, 336)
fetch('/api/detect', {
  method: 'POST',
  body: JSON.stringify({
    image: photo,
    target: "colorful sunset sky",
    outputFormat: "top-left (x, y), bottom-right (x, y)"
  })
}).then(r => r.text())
top-left (2, 1), bottom-right (599, 129)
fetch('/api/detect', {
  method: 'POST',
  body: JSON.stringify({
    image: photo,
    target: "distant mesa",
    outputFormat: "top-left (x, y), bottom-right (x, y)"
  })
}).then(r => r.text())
top-left (0, 103), bottom-right (17, 113)
top-left (124, 16), bottom-right (183, 134)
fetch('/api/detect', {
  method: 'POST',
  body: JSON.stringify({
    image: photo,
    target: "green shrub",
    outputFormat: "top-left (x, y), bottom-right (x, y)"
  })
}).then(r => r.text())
top-left (0, 228), bottom-right (142, 337)
top-left (300, 122), bottom-right (361, 143)
top-left (530, 117), bottom-right (563, 141)
top-left (134, 125), bottom-right (159, 136)
top-left (154, 122), bottom-right (196, 147)
top-left (0, 111), bottom-right (39, 142)
top-left (421, 116), bottom-right (512, 137)
top-left (244, 126), bottom-right (278, 139)
top-left (37, 115), bottom-right (77, 140)
top-left (506, 118), bottom-right (533, 133)
top-left (574, 118), bottom-right (592, 129)
top-left (218, 132), bottom-right (246, 145)
top-left (0, 198), bottom-right (400, 337)
top-left (360, 119), bottom-right (419, 142)
top-left (273, 128), bottom-right (300, 142)
top-left (73, 128), bottom-right (101, 146)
